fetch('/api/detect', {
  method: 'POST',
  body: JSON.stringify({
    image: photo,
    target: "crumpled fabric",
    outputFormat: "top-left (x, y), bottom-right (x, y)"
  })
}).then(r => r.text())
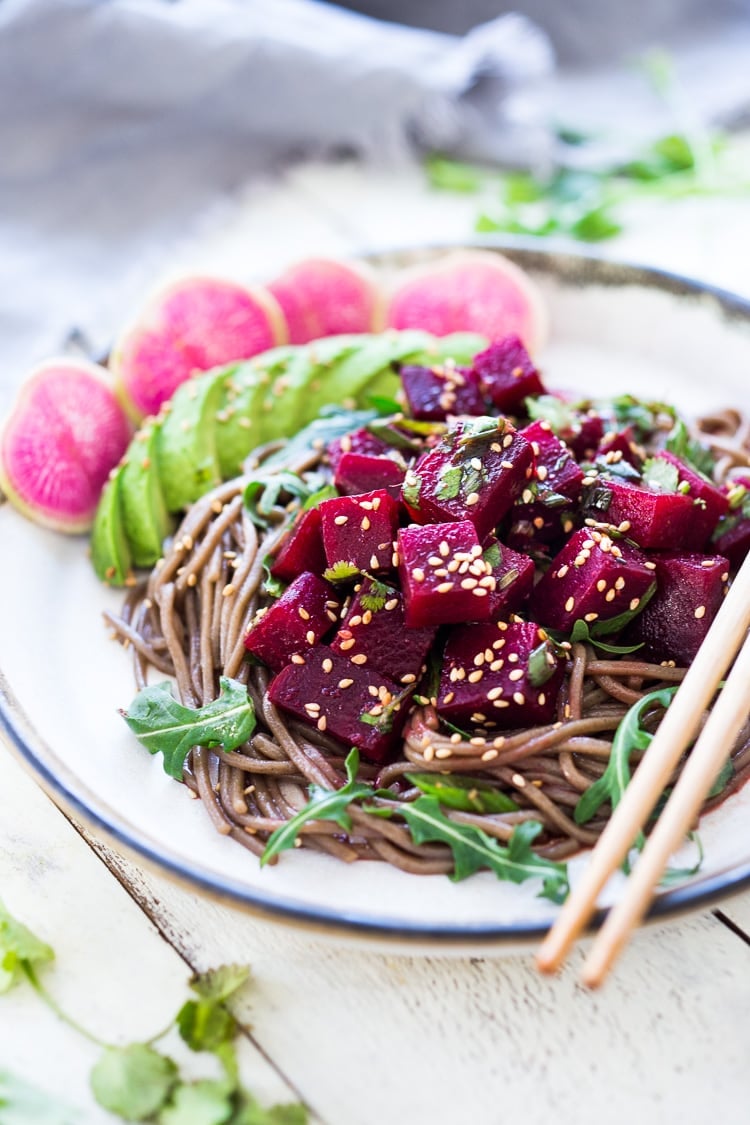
top-left (0, 0), bottom-right (553, 393)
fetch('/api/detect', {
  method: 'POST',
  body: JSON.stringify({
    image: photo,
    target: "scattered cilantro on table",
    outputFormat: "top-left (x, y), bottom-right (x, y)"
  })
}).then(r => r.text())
top-left (0, 901), bottom-right (307, 1124)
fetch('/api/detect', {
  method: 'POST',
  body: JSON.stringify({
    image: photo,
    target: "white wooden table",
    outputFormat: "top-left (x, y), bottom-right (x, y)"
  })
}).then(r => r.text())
top-left (2, 160), bottom-right (750, 1125)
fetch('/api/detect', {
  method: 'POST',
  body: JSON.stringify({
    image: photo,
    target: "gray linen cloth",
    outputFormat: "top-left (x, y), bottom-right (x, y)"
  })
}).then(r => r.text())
top-left (0, 0), bottom-right (552, 396)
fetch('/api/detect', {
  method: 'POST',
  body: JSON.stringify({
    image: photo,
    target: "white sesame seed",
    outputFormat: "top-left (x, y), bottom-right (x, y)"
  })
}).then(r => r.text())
top-left (565, 596), bottom-right (575, 612)
top-left (351, 654), bottom-right (367, 665)
top-left (338, 677), bottom-right (353, 688)
top-left (694, 605), bottom-right (706, 619)
top-left (291, 654), bottom-right (306, 665)
top-left (412, 568), bottom-right (425, 582)
top-left (512, 692), bottom-right (525, 705)
top-left (629, 598), bottom-right (640, 611)
top-left (334, 515), bottom-right (348, 525)
top-left (509, 669), bottom-right (524, 681)
top-left (298, 607), bottom-right (310, 620)
top-left (306, 630), bottom-right (316, 644)
top-left (466, 492), bottom-right (480, 506)
top-left (584, 613), bottom-right (598, 623)
top-left (436, 581), bottom-right (454, 593)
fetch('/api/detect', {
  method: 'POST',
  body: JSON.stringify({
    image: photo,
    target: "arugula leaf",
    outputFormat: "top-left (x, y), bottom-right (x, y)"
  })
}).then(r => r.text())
top-left (664, 419), bottom-right (716, 478)
top-left (659, 832), bottom-right (705, 887)
top-left (91, 1045), bottom-right (178, 1121)
top-left (568, 619), bottom-right (645, 655)
top-left (301, 484), bottom-right (338, 511)
top-left (376, 799), bottom-right (569, 903)
top-left (575, 686), bottom-right (678, 826)
top-left (121, 678), bottom-right (256, 780)
top-left (0, 1071), bottom-right (80, 1125)
top-left (641, 457), bottom-right (679, 494)
top-left (568, 581), bottom-right (657, 644)
top-left (322, 560), bottom-right (360, 584)
top-left (406, 774), bottom-right (518, 814)
top-left (0, 900), bottom-right (54, 994)
top-left (261, 749), bottom-right (372, 865)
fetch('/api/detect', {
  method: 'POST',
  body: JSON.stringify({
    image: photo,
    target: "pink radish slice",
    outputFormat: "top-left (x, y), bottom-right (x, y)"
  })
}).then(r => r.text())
top-left (112, 277), bottom-right (287, 419)
top-left (0, 359), bottom-right (132, 533)
top-left (268, 258), bottom-right (383, 344)
top-left (385, 250), bottom-right (548, 352)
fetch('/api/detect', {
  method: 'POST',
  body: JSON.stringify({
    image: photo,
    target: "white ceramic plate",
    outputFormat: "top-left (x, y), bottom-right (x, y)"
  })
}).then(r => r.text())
top-left (3, 243), bottom-right (750, 952)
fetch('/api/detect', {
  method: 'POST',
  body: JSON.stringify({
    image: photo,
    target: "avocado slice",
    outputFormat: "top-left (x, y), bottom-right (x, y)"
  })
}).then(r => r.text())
top-left (215, 349), bottom-right (295, 478)
top-left (120, 421), bottom-right (175, 567)
top-left (157, 369), bottom-right (226, 511)
top-left (91, 464), bottom-right (132, 586)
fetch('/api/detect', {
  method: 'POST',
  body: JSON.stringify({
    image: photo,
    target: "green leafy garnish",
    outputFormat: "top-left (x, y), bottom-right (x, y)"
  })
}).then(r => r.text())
top-left (0, 1070), bottom-right (79, 1124)
top-left (406, 774), bottom-right (519, 814)
top-left (121, 677), bottom-right (256, 780)
top-left (401, 473), bottom-right (422, 508)
top-left (525, 395), bottom-right (578, 434)
top-left (261, 554), bottom-right (286, 600)
top-left (0, 899), bottom-right (54, 993)
top-left (435, 464), bottom-right (462, 501)
top-left (90, 1044), bottom-right (179, 1122)
top-left (375, 799), bottom-right (569, 903)
top-left (641, 457), bottom-right (679, 494)
top-left (482, 542), bottom-right (502, 569)
top-left (244, 471), bottom-right (326, 528)
top-left (261, 749), bottom-right (372, 865)
top-left (322, 560), bottom-right (360, 584)
top-left (575, 686), bottom-right (678, 828)
top-left (368, 393), bottom-right (403, 416)
top-left (359, 686), bottom-right (414, 735)
top-left (301, 483), bottom-right (338, 510)
top-left (659, 832), bottom-right (705, 887)
top-left (425, 154), bottom-right (483, 193)
top-left (664, 418), bottom-right (716, 478)
top-left (359, 578), bottom-right (391, 613)
top-left (568, 619), bottom-right (645, 655)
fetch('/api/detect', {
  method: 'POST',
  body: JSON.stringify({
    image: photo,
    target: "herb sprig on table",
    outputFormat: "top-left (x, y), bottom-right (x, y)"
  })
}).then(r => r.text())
top-left (0, 899), bottom-right (306, 1124)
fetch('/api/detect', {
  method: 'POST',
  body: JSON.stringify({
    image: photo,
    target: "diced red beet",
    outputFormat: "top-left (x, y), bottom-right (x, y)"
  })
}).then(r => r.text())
top-left (268, 646), bottom-right (407, 763)
top-left (530, 527), bottom-right (655, 632)
top-left (566, 411), bottom-right (604, 461)
top-left (438, 620), bottom-right (564, 731)
top-left (400, 362), bottom-right (485, 421)
top-left (397, 521), bottom-right (494, 628)
top-left (713, 513), bottom-right (750, 567)
top-left (520, 420), bottom-right (584, 500)
top-left (581, 475), bottom-right (699, 549)
top-left (472, 335), bottom-right (545, 411)
top-left (327, 427), bottom-right (392, 471)
top-left (401, 417), bottom-right (533, 541)
top-left (624, 552), bottom-right (730, 664)
top-left (331, 577), bottom-right (436, 684)
top-left (650, 451), bottom-right (729, 545)
top-left (333, 451), bottom-right (406, 496)
top-left (270, 507), bottom-right (327, 583)
top-left (319, 489), bottom-right (400, 573)
top-left (484, 540), bottom-right (535, 618)
top-left (596, 427), bottom-right (642, 468)
top-left (505, 504), bottom-right (578, 556)
top-left (244, 572), bottom-right (340, 671)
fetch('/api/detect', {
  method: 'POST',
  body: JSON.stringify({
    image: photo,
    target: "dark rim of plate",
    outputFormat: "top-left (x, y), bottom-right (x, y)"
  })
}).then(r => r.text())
top-left (3, 240), bottom-right (750, 947)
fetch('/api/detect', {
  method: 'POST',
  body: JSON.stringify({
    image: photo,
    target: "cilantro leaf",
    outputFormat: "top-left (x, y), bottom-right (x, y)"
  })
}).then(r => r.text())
top-left (322, 561), bottom-right (360, 584)
top-left (261, 749), bottom-right (372, 865)
top-left (261, 554), bottom-right (286, 600)
top-left (575, 686), bottom-right (678, 827)
top-left (189, 965), bottom-right (251, 1004)
top-left (435, 464), bottom-right (462, 501)
top-left (406, 774), bottom-right (518, 814)
top-left (0, 1070), bottom-right (79, 1125)
top-left (525, 395), bottom-right (577, 434)
top-left (377, 798), bottom-right (569, 903)
top-left (158, 1079), bottom-right (233, 1125)
top-left (401, 473), bottom-right (422, 508)
top-left (359, 578), bottom-right (390, 613)
top-left (177, 1000), bottom-right (236, 1054)
top-left (0, 900), bottom-right (54, 994)
top-left (91, 1045), bottom-right (178, 1121)
top-left (641, 457), bottom-right (679, 494)
top-left (233, 1099), bottom-right (308, 1125)
top-left (121, 677), bottom-right (256, 780)
top-left (664, 419), bottom-right (715, 477)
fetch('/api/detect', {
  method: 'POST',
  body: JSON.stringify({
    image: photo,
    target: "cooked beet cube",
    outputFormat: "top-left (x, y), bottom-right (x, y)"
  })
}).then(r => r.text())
top-left (244, 572), bottom-right (340, 671)
top-left (484, 540), bottom-right (535, 618)
top-left (472, 335), bottom-right (545, 411)
top-left (401, 417), bottom-right (533, 541)
top-left (400, 362), bottom-right (485, 421)
top-left (334, 452), bottom-right (406, 496)
top-left (327, 427), bottom-right (392, 471)
top-left (713, 513), bottom-right (750, 568)
top-left (650, 451), bottom-right (728, 546)
top-left (438, 620), bottom-right (564, 731)
top-left (625, 552), bottom-right (730, 664)
top-left (566, 410), bottom-right (604, 461)
top-left (268, 646), bottom-right (407, 763)
top-left (319, 489), bottom-right (400, 573)
top-left (596, 427), bottom-right (642, 468)
top-left (581, 476), bottom-right (698, 549)
top-left (530, 527), bottom-right (655, 632)
top-left (505, 504), bottom-right (578, 555)
top-left (270, 507), bottom-right (327, 583)
top-left (397, 521), bottom-right (495, 627)
top-left (520, 420), bottom-right (583, 501)
top-left (331, 577), bottom-right (436, 684)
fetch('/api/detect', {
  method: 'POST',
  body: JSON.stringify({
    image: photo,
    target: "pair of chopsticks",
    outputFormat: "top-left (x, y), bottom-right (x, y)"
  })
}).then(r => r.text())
top-left (537, 550), bottom-right (750, 986)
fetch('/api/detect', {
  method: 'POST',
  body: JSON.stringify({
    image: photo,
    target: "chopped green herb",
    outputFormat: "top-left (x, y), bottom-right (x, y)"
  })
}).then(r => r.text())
top-left (435, 463), bottom-right (462, 501)
top-left (91, 1046), bottom-right (178, 1122)
top-left (642, 457), bottom-right (679, 493)
top-left (322, 560), bottom-right (360, 584)
top-left (527, 641), bottom-right (559, 688)
top-left (359, 578), bottom-right (391, 613)
top-left (360, 686), bottom-right (414, 734)
top-left (525, 395), bottom-right (578, 434)
top-left (664, 419), bottom-right (716, 478)
top-left (406, 774), bottom-right (519, 814)
top-left (0, 899), bottom-right (54, 993)
top-left (401, 474), bottom-right (422, 509)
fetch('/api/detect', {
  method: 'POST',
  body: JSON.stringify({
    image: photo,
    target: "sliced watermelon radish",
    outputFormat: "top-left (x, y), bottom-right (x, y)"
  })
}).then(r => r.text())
top-left (111, 276), bottom-right (287, 419)
top-left (385, 251), bottom-right (547, 352)
top-left (268, 258), bottom-right (383, 344)
top-left (0, 359), bottom-right (131, 534)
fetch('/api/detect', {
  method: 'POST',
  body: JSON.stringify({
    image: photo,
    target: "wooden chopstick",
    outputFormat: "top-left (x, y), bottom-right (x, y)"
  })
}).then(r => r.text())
top-left (581, 624), bottom-right (750, 985)
top-left (536, 548), bottom-right (750, 976)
